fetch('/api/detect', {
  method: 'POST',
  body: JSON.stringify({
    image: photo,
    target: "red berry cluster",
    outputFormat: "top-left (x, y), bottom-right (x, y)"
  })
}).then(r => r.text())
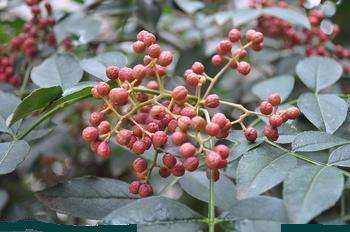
top-left (0, 0), bottom-right (73, 86)
top-left (249, 0), bottom-right (350, 74)
top-left (81, 29), bottom-right (300, 197)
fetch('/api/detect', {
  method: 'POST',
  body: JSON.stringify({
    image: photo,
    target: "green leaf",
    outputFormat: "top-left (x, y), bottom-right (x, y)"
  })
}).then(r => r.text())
top-left (232, 9), bottom-right (262, 27)
top-left (298, 93), bottom-right (348, 134)
top-left (283, 165), bottom-right (344, 223)
top-left (31, 54), bottom-right (83, 90)
top-left (328, 144), bottom-right (350, 167)
top-left (36, 176), bottom-right (138, 220)
top-left (252, 75), bottom-right (294, 102)
top-left (235, 220), bottom-right (281, 232)
top-left (53, 82), bottom-right (94, 106)
top-left (221, 196), bottom-right (288, 222)
top-left (296, 57), bottom-right (342, 92)
top-left (101, 196), bottom-right (204, 231)
top-left (175, 0), bottom-right (205, 14)
top-left (0, 140), bottom-right (30, 175)
top-left (237, 145), bottom-right (297, 199)
top-left (179, 171), bottom-right (237, 210)
top-left (0, 91), bottom-right (21, 133)
top-left (80, 52), bottom-right (128, 81)
top-left (10, 87), bottom-right (62, 126)
top-left (292, 131), bottom-right (348, 152)
top-left (262, 7), bottom-right (311, 29)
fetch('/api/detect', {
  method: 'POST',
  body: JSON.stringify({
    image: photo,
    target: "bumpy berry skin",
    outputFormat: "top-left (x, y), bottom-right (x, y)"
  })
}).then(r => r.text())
top-left (96, 82), bottom-right (110, 96)
top-left (205, 94), bottom-right (220, 108)
top-left (97, 142), bottom-right (111, 158)
top-left (82, 127), bottom-right (98, 142)
top-left (158, 51), bottom-right (173, 67)
top-left (269, 114), bottom-right (283, 127)
top-left (109, 88), bottom-right (129, 105)
top-left (246, 29), bottom-right (256, 42)
top-left (129, 181), bottom-right (141, 194)
top-left (152, 131), bottom-right (168, 148)
top-left (190, 116), bottom-right (206, 131)
top-left (268, 93), bottom-right (281, 106)
top-left (206, 169), bottom-right (220, 182)
top-left (171, 131), bottom-right (188, 145)
top-left (178, 116), bottom-right (191, 131)
top-left (159, 168), bottom-right (171, 178)
top-left (219, 40), bottom-right (232, 54)
top-left (252, 32), bottom-right (264, 44)
top-left (244, 127), bottom-right (258, 142)
top-left (191, 62), bottom-right (205, 74)
top-left (205, 152), bottom-right (222, 169)
top-left (259, 101), bottom-right (273, 115)
top-left (132, 141), bottom-right (146, 155)
top-left (228, 28), bottom-right (241, 42)
top-left (286, 107), bottom-right (300, 120)
top-left (89, 112), bottom-right (105, 127)
top-left (106, 66), bottom-right (119, 80)
top-left (172, 86), bottom-right (188, 102)
top-left (183, 157), bottom-right (199, 172)
top-left (172, 162), bottom-right (185, 176)
top-left (214, 144), bottom-right (230, 159)
top-left (237, 61), bottom-right (251, 75)
top-left (212, 55), bottom-right (224, 66)
top-left (98, 121), bottom-right (111, 135)
top-left (139, 184), bottom-right (153, 197)
top-left (133, 158), bottom-right (148, 173)
top-left (179, 142), bottom-right (196, 157)
top-left (133, 41), bottom-right (146, 53)
top-left (163, 154), bottom-right (176, 168)
top-left (205, 122), bottom-right (220, 136)
top-left (148, 44), bottom-right (161, 58)
top-left (116, 129), bottom-right (132, 145)
top-left (264, 124), bottom-right (279, 141)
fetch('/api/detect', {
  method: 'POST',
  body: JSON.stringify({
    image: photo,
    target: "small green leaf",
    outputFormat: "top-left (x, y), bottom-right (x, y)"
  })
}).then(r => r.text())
top-left (252, 75), bottom-right (294, 102)
top-left (221, 196), bottom-right (288, 222)
top-left (283, 165), bottom-right (344, 223)
top-left (80, 52), bottom-right (127, 81)
top-left (328, 144), bottom-right (350, 167)
top-left (0, 140), bottom-right (30, 175)
top-left (262, 7), bottom-right (311, 29)
top-left (298, 93), bottom-right (348, 134)
top-left (101, 196), bottom-right (204, 231)
top-left (292, 131), bottom-right (348, 152)
top-left (36, 176), bottom-right (138, 220)
top-left (10, 87), bottom-right (62, 126)
top-left (0, 91), bottom-right (21, 133)
top-left (179, 171), bottom-right (237, 210)
top-left (237, 145), bottom-right (297, 199)
top-left (296, 57), bottom-right (342, 92)
top-left (31, 54), bottom-right (83, 90)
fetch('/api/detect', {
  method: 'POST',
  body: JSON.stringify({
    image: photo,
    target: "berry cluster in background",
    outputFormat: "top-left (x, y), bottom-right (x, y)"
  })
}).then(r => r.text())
top-left (81, 29), bottom-right (300, 197)
top-left (0, 0), bottom-right (73, 87)
top-left (249, 0), bottom-right (350, 74)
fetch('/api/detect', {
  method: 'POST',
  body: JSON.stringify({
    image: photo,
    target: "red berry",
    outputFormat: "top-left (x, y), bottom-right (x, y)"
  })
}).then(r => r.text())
top-left (177, 116), bottom-right (191, 131)
top-left (259, 101), bottom-right (273, 115)
top-left (218, 40), bottom-right (232, 54)
top-left (172, 162), bottom-right (185, 176)
top-left (264, 124), bottom-right (279, 141)
top-left (133, 64), bottom-right (146, 80)
top-left (129, 181), bottom-right (141, 194)
top-left (246, 29), bottom-right (256, 42)
top-left (82, 127), bottom-right (98, 142)
top-left (185, 72), bottom-right (199, 86)
top-left (252, 42), bottom-right (264, 51)
top-left (137, 30), bottom-right (148, 41)
top-left (132, 158), bottom-right (148, 173)
top-left (211, 55), bottom-right (224, 66)
top-left (163, 154), bottom-right (176, 168)
top-left (244, 127), bottom-right (258, 142)
top-left (118, 67), bottom-right (134, 82)
top-left (96, 82), bottom-right (110, 96)
top-left (143, 55), bottom-right (153, 65)
top-left (190, 116), bottom-right (206, 131)
top-left (286, 107), bottom-right (300, 120)
top-left (159, 168), bottom-right (171, 178)
top-left (214, 144), bottom-right (230, 159)
top-left (143, 33), bottom-right (156, 46)
top-left (133, 41), bottom-right (146, 53)
top-left (146, 122), bottom-right (159, 133)
top-left (148, 44), bottom-right (161, 58)
top-left (147, 80), bottom-right (159, 90)
top-left (228, 29), bottom-right (241, 42)
top-left (183, 157), bottom-right (199, 172)
top-left (132, 141), bottom-right (146, 155)
top-left (97, 121), bottom-right (111, 135)
top-left (204, 94), bottom-right (220, 108)
top-left (268, 93), bottom-right (281, 106)
top-left (171, 131), bottom-right (188, 145)
top-left (252, 32), bottom-right (264, 44)
top-left (191, 62), bottom-right (205, 74)
top-left (237, 61), bottom-right (251, 75)
top-left (211, 113), bottom-right (227, 128)
top-left (180, 106), bottom-right (196, 118)
top-left (205, 122), bottom-right (220, 136)
top-left (116, 129), bottom-right (132, 145)
top-left (158, 51), bottom-right (173, 66)
top-left (106, 66), bottom-right (119, 80)
top-left (172, 86), bottom-right (188, 102)
top-left (97, 142), bottom-right (111, 158)
top-left (109, 88), bottom-right (129, 105)
top-left (139, 184), bottom-right (153, 197)
top-left (206, 168), bottom-right (220, 181)
top-left (152, 131), bottom-right (168, 148)
top-left (89, 112), bottom-right (104, 127)
top-left (90, 87), bottom-right (101, 99)
top-left (179, 142), bottom-right (196, 157)
top-left (269, 114), bottom-right (284, 127)
top-left (205, 152), bottom-right (222, 169)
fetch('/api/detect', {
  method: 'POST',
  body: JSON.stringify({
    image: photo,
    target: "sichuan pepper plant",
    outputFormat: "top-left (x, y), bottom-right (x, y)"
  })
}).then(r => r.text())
top-left (1, 1), bottom-right (350, 232)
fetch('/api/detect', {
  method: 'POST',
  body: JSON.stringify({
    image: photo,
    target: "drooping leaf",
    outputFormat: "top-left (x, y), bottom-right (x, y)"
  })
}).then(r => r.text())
top-left (221, 196), bottom-right (288, 223)
top-left (236, 145), bottom-right (297, 199)
top-left (0, 91), bottom-right (21, 133)
top-left (252, 75), bottom-right (294, 102)
top-left (328, 144), bottom-right (350, 167)
top-left (298, 93), bottom-right (348, 134)
top-left (296, 57), bottom-right (342, 92)
top-left (101, 196), bottom-right (204, 231)
top-left (262, 7), bottom-right (311, 29)
top-left (283, 165), bottom-right (344, 223)
top-left (80, 52), bottom-right (128, 81)
top-left (292, 131), bottom-right (348, 152)
top-left (53, 83), bottom-right (95, 106)
top-left (31, 54), bottom-right (83, 90)
top-left (0, 140), bottom-right (30, 175)
top-left (179, 171), bottom-right (237, 210)
top-left (36, 176), bottom-right (139, 219)
top-left (10, 87), bottom-right (62, 126)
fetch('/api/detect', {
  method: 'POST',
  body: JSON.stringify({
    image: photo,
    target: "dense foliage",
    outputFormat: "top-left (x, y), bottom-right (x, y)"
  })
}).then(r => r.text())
top-left (0, 0), bottom-right (350, 232)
